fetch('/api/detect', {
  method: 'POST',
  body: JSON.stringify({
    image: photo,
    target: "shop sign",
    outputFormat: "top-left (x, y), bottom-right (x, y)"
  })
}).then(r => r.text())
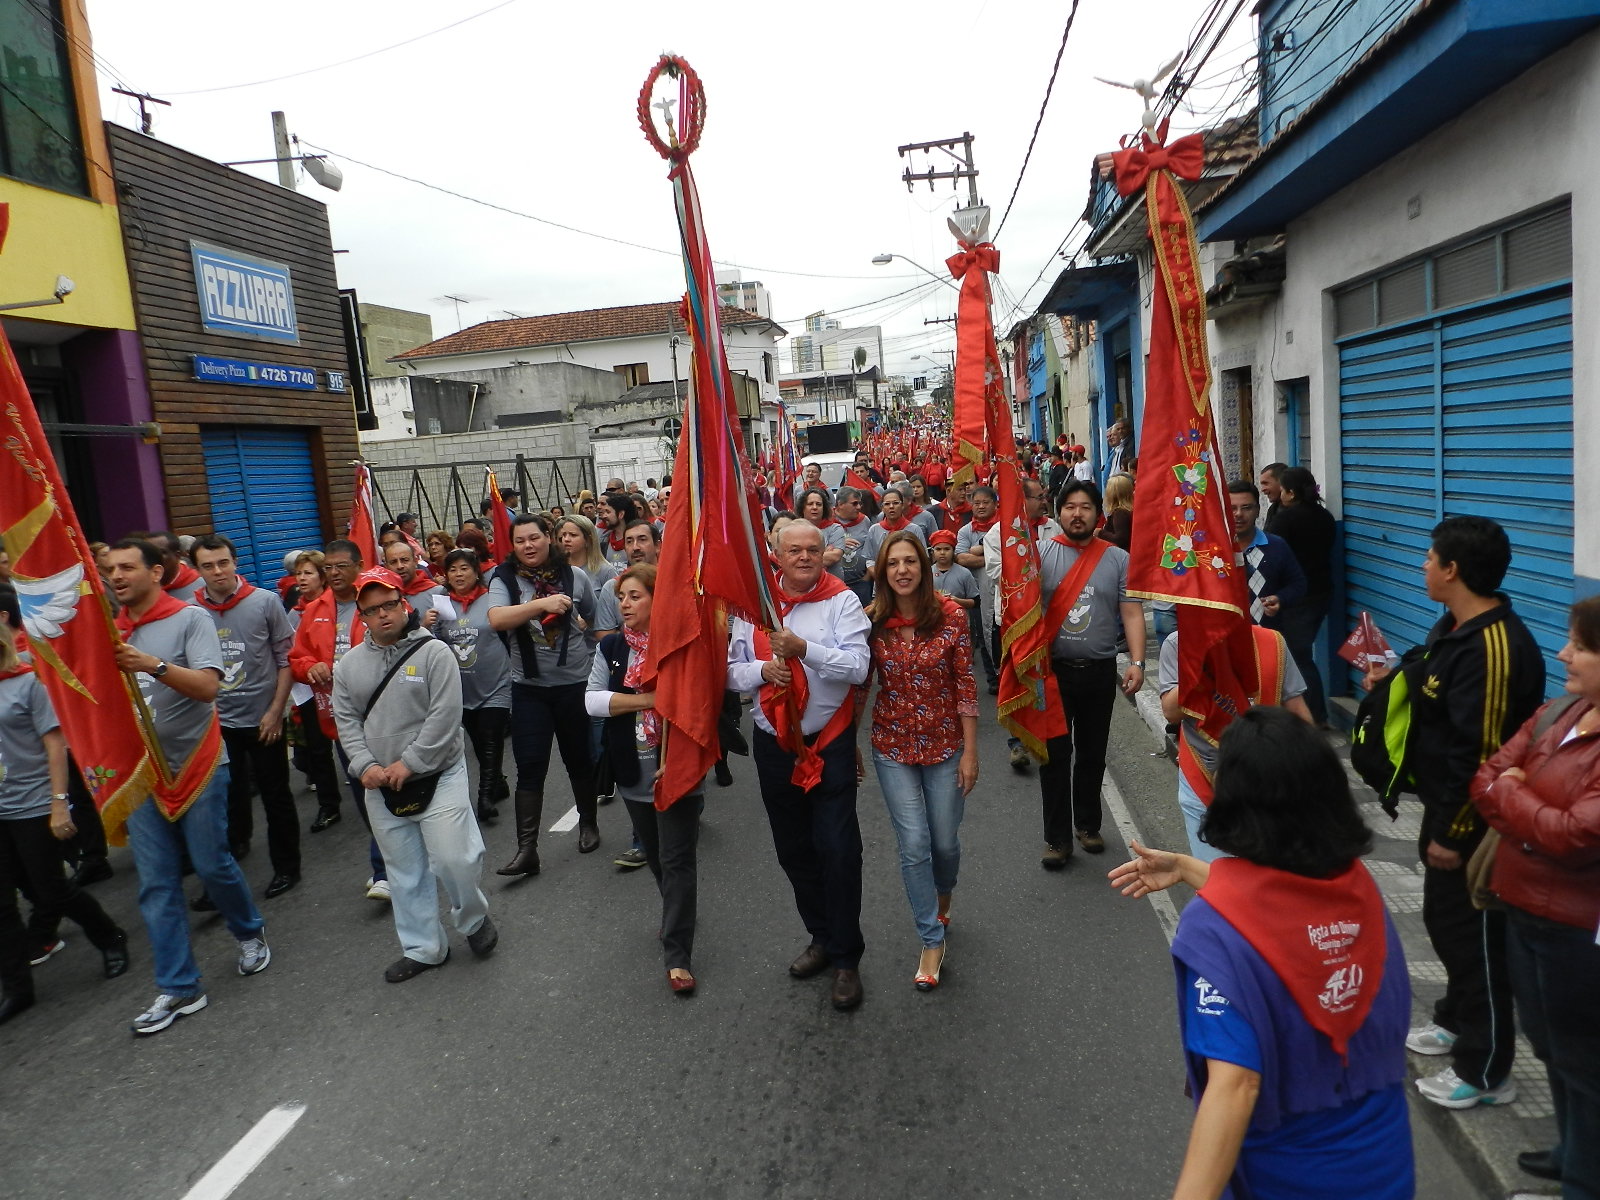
top-left (190, 241), bottom-right (300, 344)
top-left (193, 355), bottom-right (318, 390)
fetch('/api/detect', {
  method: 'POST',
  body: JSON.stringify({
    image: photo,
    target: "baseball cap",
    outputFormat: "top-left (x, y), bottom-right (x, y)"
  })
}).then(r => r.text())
top-left (354, 567), bottom-right (404, 596)
top-left (929, 530), bottom-right (958, 547)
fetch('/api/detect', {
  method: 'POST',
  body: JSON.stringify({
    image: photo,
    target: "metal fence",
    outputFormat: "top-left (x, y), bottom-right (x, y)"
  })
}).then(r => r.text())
top-left (367, 455), bottom-right (596, 531)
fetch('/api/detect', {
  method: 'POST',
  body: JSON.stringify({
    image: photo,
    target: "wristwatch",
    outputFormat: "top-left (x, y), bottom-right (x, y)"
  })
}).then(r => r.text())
top-left (51, 793), bottom-right (70, 803)
top-left (1131, 660), bottom-right (1146, 669)
top-left (152, 659), bottom-right (169, 678)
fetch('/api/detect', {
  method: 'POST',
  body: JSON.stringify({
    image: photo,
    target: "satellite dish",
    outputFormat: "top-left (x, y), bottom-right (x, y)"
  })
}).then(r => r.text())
top-left (303, 156), bottom-right (344, 192)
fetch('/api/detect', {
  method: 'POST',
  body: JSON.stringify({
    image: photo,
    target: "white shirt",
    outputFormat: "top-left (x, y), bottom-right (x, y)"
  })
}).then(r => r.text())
top-left (983, 516), bottom-right (1065, 624)
top-left (728, 589), bottom-right (870, 736)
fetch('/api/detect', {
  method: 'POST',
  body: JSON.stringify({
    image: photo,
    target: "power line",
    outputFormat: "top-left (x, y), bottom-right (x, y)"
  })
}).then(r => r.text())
top-left (299, 140), bottom-right (922, 282)
top-left (993, 0), bottom-right (1083, 239)
top-left (162, 0), bottom-right (524, 95)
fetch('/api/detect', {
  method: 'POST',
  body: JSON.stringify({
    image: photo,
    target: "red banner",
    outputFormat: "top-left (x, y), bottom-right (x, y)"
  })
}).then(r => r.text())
top-left (347, 463), bottom-right (379, 568)
top-left (0, 324), bottom-right (157, 844)
top-left (486, 469), bottom-right (513, 565)
top-left (1116, 130), bottom-right (1251, 737)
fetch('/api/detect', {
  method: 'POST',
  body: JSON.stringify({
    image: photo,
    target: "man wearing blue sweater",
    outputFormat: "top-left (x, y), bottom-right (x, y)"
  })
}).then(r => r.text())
top-left (1228, 480), bottom-right (1305, 629)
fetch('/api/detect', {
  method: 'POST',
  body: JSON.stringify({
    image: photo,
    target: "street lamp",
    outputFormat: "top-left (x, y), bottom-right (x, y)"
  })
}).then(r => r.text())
top-left (871, 253), bottom-right (959, 292)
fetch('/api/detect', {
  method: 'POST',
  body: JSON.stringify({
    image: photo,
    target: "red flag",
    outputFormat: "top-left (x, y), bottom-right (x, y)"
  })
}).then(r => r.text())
top-left (843, 467), bottom-right (878, 495)
top-left (638, 55), bottom-right (779, 809)
top-left (1337, 611), bottom-right (1395, 671)
top-left (485, 469), bottom-right (513, 565)
top-left (1116, 128), bottom-right (1252, 737)
top-left (0, 315), bottom-right (158, 844)
top-left (347, 463), bottom-right (379, 568)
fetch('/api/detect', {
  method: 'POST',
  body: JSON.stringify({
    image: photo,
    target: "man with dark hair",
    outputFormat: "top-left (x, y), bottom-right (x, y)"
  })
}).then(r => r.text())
top-left (333, 568), bottom-right (495, 982)
top-left (593, 521), bottom-right (661, 636)
top-left (190, 534), bottom-right (301, 900)
top-left (1366, 515), bottom-right (1543, 1110)
top-left (1032, 481), bottom-right (1145, 862)
top-left (1228, 480), bottom-right (1305, 629)
top-left (106, 539), bottom-right (269, 1034)
top-left (289, 539), bottom-right (390, 896)
top-left (1258, 462), bottom-right (1288, 529)
top-left (141, 531), bottom-right (203, 602)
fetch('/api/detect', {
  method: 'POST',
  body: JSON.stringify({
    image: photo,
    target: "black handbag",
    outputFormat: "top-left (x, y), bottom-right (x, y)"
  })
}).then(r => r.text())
top-left (361, 639), bottom-right (444, 816)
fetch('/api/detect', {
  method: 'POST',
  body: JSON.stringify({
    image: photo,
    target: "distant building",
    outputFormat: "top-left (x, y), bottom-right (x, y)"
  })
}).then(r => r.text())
top-left (358, 303), bottom-right (432, 380)
top-left (789, 313), bottom-right (885, 377)
top-left (715, 271), bottom-right (772, 319)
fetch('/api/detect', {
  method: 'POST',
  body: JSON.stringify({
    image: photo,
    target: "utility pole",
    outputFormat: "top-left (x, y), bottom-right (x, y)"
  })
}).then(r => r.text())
top-left (897, 132), bottom-right (981, 208)
top-left (112, 87), bottom-right (170, 135)
top-left (271, 111), bottom-right (295, 189)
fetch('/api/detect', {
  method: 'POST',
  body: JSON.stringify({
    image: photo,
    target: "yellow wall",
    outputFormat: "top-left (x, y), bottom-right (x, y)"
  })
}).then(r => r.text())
top-left (0, 179), bottom-right (136, 331)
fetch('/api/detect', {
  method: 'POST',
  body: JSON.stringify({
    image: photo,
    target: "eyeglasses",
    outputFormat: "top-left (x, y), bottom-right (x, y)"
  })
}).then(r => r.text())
top-left (359, 598), bottom-right (406, 618)
top-left (323, 561), bottom-right (356, 572)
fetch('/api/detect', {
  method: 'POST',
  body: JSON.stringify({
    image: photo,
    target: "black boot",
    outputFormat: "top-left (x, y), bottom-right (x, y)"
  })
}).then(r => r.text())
top-left (474, 727), bottom-right (506, 822)
top-left (576, 786), bottom-right (601, 854)
top-left (497, 790), bottom-right (543, 876)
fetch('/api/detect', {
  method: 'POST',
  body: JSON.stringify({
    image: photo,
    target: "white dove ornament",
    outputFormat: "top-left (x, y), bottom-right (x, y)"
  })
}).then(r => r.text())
top-left (15, 563), bottom-right (84, 641)
top-left (1095, 53), bottom-right (1182, 137)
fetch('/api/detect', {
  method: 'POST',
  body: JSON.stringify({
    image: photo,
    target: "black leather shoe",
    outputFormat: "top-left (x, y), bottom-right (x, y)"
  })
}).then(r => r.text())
top-left (467, 916), bottom-right (499, 958)
top-left (714, 759), bottom-right (733, 787)
top-left (190, 892), bottom-right (217, 913)
top-left (0, 993), bottom-right (36, 1026)
top-left (385, 951), bottom-right (447, 983)
top-left (264, 873), bottom-right (300, 899)
top-left (101, 931), bottom-right (130, 979)
top-left (830, 968), bottom-right (864, 1011)
top-left (577, 822), bottom-right (601, 854)
top-left (309, 807), bottom-right (341, 833)
top-left (789, 943), bottom-right (830, 979)
top-left (1517, 1149), bottom-right (1562, 1181)
top-left (71, 858), bottom-right (114, 887)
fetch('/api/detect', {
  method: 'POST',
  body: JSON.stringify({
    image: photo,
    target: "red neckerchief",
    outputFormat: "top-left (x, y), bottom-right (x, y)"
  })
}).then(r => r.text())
top-left (399, 573), bottom-right (436, 597)
top-left (839, 516), bottom-right (870, 533)
top-left (194, 577), bottom-right (257, 613)
top-left (447, 585), bottom-right (488, 608)
top-left (905, 503), bottom-right (925, 519)
top-left (293, 588), bottom-right (324, 613)
top-left (162, 562), bottom-right (200, 593)
top-left (0, 662), bottom-right (34, 681)
top-left (753, 573), bottom-right (854, 791)
top-left (945, 502), bottom-right (972, 524)
top-left (621, 625), bottom-right (659, 747)
top-left (879, 513), bottom-right (911, 532)
top-left (812, 517), bottom-right (838, 529)
top-left (1202, 858), bottom-right (1388, 1063)
top-left (967, 515), bottom-right (997, 534)
top-left (1029, 515), bottom-right (1049, 531)
top-left (607, 526), bottom-right (627, 553)
top-left (115, 591), bottom-right (189, 635)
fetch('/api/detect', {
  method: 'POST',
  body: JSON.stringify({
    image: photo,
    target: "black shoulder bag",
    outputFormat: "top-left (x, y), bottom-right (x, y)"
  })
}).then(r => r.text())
top-left (362, 639), bottom-right (444, 816)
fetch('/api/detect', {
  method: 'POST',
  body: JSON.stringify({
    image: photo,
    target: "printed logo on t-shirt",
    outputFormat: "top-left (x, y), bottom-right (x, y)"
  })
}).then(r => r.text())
top-left (1194, 976), bottom-right (1228, 1015)
top-left (1065, 584), bottom-right (1095, 634)
top-left (216, 625), bottom-right (246, 692)
top-left (445, 618), bottom-right (479, 670)
top-left (1319, 964), bottom-right (1364, 1013)
top-left (334, 620), bottom-right (351, 663)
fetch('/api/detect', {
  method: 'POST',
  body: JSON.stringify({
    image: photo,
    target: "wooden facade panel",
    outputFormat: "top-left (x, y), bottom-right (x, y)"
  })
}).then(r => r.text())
top-left (108, 124), bottom-right (357, 540)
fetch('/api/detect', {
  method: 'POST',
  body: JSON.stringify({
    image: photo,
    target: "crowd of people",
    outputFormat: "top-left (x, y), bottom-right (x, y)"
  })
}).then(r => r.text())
top-left (0, 436), bottom-right (1594, 1199)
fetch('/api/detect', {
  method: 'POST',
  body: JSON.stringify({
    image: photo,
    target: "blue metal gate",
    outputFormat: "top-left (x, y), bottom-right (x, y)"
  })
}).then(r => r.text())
top-left (1340, 288), bottom-right (1573, 688)
top-left (201, 427), bottom-right (325, 585)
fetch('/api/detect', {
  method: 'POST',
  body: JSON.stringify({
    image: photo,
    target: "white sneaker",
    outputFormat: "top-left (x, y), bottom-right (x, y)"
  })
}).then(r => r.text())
top-left (1405, 1022), bottom-right (1458, 1055)
top-left (366, 878), bottom-right (392, 902)
top-left (236, 936), bottom-right (271, 976)
top-left (1415, 1065), bottom-right (1517, 1109)
top-left (131, 991), bottom-right (208, 1035)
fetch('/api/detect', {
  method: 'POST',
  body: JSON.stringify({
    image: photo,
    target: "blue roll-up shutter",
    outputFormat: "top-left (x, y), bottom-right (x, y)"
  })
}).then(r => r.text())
top-left (1340, 287), bottom-right (1572, 688)
top-left (200, 427), bottom-right (325, 585)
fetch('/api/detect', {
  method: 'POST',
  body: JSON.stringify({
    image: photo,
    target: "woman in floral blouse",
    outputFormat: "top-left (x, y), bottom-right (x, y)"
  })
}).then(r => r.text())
top-left (866, 530), bottom-right (979, 992)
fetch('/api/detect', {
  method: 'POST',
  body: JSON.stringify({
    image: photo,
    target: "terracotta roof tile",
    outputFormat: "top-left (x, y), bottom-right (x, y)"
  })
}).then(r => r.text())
top-left (394, 301), bottom-right (782, 361)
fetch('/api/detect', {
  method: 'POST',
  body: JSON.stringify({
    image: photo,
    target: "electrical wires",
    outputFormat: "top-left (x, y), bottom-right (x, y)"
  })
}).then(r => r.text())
top-left (992, 0), bottom-right (1083, 240)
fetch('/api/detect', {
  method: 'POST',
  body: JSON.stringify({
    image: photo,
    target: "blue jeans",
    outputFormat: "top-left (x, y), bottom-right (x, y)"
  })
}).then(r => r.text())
top-left (335, 743), bottom-right (387, 882)
top-left (1177, 772), bottom-right (1230, 864)
top-left (125, 771), bottom-right (263, 995)
top-left (873, 750), bottom-right (963, 948)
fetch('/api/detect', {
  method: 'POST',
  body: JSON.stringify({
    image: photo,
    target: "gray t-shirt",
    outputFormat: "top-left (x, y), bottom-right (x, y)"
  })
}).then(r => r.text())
top-left (434, 591), bottom-right (513, 711)
top-left (197, 586), bottom-right (293, 729)
top-left (1037, 537), bottom-right (1131, 661)
top-left (0, 673), bottom-right (59, 819)
top-left (129, 605), bottom-right (227, 775)
top-left (593, 577), bottom-right (621, 635)
top-left (334, 600), bottom-right (359, 664)
top-left (486, 567), bottom-right (597, 687)
top-left (819, 521), bottom-right (847, 579)
top-left (835, 517), bottom-right (873, 584)
top-left (933, 562), bottom-right (979, 603)
top-left (1158, 629), bottom-right (1307, 780)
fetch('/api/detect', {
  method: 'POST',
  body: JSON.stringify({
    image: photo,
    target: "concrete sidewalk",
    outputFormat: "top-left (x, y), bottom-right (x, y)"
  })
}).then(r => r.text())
top-left (1115, 643), bottom-right (1559, 1200)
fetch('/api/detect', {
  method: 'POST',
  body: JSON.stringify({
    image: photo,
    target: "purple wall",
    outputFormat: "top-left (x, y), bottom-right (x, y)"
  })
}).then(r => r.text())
top-left (74, 328), bottom-right (165, 538)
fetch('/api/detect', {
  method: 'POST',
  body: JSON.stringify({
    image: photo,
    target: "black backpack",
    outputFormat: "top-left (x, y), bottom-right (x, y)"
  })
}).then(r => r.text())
top-left (1349, 644), bottom-right (1429, 818)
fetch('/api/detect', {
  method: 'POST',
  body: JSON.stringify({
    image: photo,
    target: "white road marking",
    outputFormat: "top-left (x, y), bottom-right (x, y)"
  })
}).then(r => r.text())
top-left (1100, 773), bottom-right (1182, 945)
top-left (181, 1103), bottom-right (306, 1200)
top-left (549, 805), bottom-right (579, 833)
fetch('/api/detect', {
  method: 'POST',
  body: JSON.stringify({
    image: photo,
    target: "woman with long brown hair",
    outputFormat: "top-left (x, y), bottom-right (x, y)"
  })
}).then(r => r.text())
top-left (864, 531), bottom-right (978, 992)
top-left (586, 564), bottom-right (705, 995)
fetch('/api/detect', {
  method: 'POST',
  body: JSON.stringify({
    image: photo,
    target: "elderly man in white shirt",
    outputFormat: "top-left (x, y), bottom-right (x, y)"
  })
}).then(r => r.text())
top-left (728, 520), bottom-right (871, 1011)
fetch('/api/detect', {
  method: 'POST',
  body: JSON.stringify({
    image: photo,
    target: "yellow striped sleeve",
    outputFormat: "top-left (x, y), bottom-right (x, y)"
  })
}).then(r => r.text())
top-left (1479, 622), bottom-right (1510, 762)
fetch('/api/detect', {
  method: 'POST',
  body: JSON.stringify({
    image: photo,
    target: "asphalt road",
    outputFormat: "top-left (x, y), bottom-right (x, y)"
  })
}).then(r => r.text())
top-left (0, 689), bottom-right (1485, 1199)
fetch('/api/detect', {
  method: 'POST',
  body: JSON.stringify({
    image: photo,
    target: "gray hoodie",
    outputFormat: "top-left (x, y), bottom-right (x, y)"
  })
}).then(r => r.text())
top-left (332, 624), bottom-right (464, 782)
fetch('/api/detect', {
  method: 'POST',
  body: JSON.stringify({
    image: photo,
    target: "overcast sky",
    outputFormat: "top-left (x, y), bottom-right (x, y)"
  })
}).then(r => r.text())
top-left (85, 0), bottom-right (1255, 374)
